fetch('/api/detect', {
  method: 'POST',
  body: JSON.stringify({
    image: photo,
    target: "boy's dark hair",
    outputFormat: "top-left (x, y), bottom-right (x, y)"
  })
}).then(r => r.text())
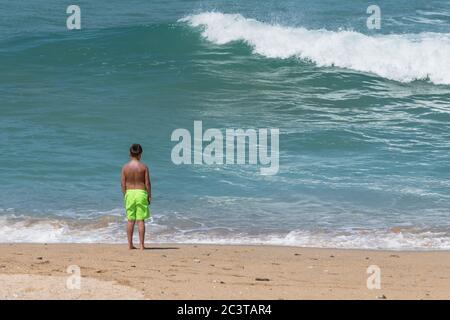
top-left (130, 144), bottom-right (143, 157)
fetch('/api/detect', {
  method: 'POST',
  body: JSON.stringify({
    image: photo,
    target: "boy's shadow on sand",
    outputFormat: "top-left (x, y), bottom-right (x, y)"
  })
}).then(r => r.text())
top-left (142, 247), bottom-right (179, 250)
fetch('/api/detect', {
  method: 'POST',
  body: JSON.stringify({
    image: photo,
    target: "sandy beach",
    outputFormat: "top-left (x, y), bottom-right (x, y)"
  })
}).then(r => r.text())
top-left (0, 244), bottom-right (449, 300)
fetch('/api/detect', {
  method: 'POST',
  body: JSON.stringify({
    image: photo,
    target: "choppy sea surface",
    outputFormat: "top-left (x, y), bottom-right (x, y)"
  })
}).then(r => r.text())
top-left (1, 1), bottom-right (450, 249)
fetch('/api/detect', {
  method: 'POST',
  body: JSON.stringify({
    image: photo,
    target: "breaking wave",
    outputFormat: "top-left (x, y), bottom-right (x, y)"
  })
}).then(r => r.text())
top-left (180, 12), bottom-right (450, 85)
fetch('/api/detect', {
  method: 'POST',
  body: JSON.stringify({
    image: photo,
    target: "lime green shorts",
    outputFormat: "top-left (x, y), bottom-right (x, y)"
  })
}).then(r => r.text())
top-left (124, 189), bottom-right (150, 221)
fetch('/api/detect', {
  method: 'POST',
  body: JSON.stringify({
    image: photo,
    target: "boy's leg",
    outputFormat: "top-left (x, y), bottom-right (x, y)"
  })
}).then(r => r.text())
top-left (127, 220), bottom-right (136, 249)
top-left (137, 220), bottom-right (145, 250)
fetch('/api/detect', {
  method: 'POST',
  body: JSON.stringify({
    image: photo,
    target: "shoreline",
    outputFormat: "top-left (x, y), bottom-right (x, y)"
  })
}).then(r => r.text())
top-left (2, 241), bottom-right (450, 251)
top-left (1, 243), bottom-right (449, 299)
top-left (1, 241), bottom-right (448, 252)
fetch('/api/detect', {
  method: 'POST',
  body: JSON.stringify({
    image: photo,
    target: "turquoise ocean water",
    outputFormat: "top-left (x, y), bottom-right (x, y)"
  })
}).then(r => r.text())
top-left (1, 1), bottom-right (450, 249)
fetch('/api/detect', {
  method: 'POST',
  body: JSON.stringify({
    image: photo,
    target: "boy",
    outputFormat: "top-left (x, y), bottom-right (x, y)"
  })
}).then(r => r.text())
top-left (121, 144), bottom-right (152, 250)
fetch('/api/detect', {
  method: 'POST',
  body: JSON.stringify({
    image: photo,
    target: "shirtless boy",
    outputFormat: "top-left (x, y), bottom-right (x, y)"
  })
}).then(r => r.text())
top-left (121, 144), bottom-right (152, 250)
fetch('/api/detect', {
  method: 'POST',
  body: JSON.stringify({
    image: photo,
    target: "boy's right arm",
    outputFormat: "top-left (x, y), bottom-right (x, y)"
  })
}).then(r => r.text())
top-left (145, 166), bottom-right (151, 204)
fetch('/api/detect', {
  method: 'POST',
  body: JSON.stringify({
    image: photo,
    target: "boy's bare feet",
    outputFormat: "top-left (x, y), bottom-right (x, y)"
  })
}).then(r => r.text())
top-left (129, 245), bottom-right (137, 250)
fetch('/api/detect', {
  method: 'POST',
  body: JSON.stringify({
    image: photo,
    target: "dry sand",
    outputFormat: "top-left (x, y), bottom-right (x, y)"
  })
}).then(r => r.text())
top-left (0, 244), bottom-right (449, 299)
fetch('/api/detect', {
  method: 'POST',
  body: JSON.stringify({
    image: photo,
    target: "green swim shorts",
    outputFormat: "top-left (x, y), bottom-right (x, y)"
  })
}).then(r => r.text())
top-left (124, 189), bottom-right (150, 221)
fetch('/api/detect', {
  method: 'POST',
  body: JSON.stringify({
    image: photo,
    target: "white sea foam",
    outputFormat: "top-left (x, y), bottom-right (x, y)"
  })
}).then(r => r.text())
top-left (161, 229), bottom-right (450, 250)
top-left (0, 214), bottom-right (449, 250)
top-left (180, 12), bottom-right (450, 85)
top-left (0, 215), bottom-right (122, 243)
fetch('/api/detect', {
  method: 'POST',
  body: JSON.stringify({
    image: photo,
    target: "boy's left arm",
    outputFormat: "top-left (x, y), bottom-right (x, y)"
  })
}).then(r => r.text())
top-left (121, 166), bottom-right (127, 196)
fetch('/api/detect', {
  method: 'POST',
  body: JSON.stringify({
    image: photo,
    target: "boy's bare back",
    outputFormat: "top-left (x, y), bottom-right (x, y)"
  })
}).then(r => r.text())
top-left (121, 160), bottom-right (149, 191)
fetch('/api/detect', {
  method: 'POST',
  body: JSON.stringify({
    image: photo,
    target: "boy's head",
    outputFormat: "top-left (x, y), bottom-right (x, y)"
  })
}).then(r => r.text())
top-left (129, 143), bottom-right (143, 159)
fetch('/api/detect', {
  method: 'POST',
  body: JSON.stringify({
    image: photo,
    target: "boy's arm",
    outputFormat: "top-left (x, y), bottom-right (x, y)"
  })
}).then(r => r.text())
top-left (121, 166), bottom-right (127, 195)
top-left (145, 166), bottom-right (152, 203)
